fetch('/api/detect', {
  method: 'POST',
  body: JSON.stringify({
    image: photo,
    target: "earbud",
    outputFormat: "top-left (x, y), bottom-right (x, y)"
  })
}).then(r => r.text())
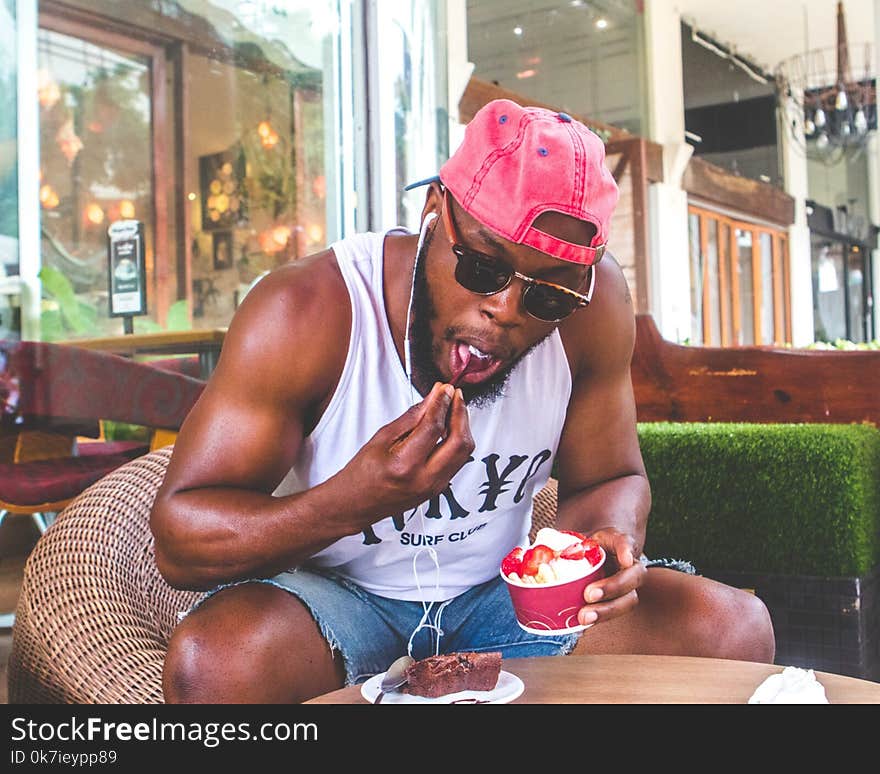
top-left (421, 211), bottom-right (438, 234)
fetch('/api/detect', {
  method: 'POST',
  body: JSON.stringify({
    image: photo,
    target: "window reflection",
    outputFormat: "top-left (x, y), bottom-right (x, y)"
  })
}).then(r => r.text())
top-left (31, 0), bottom-right (349, 340)
top-left (759, 231), bottom-right (774, 344)
top-left (37, 27), bottom-right (154, 341)
top-left (812, 241), bottom-right (846, 342)
top-left (736, 228), bottom-right (754, 345)
top-left (0, 0), bottom-right (20, 341)
top-left (687, 211), bottom-right (702, 344)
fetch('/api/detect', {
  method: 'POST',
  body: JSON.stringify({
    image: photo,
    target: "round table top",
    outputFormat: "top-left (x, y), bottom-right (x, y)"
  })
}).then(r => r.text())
top-left (305, 654), bottom-right (880, 704)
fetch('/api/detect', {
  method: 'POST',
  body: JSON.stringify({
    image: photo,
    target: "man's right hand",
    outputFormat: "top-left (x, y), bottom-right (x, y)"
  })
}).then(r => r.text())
top-left (335, 383), bottom-right (474, 526)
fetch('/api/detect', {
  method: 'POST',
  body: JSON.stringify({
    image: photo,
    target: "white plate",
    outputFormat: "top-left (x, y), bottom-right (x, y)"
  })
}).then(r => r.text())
top-left (360, 669), bottom-right (524, 704)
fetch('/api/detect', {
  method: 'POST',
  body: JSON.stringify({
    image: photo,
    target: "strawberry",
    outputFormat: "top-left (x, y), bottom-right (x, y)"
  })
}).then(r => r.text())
top-left (501, 547), bottom-right (524, 576)
top-left (582, 539), bottom-right (603, 567)
top-left (560, 542), bottom-right (586, 560)
top-left (521, 544), bottom-right (556, 576)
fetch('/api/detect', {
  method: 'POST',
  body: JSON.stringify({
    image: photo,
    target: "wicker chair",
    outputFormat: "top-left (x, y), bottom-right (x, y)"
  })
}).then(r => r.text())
top-left (7, 447), bottom-right (559, 704)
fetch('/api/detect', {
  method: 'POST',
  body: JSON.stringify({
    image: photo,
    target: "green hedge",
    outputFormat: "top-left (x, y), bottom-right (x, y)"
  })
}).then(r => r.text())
top-left (638, 422), bottom-right (880, 577)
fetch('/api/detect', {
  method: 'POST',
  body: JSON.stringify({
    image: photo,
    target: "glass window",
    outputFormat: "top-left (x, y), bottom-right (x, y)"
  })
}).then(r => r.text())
top-left (37, 25), bottom-right (156, 341)
top-left (706, 218), bottom-right (721, 346)
top-left (759, 231), bottom-right (774, 344)
top-left (32, 0), bottom-right (358, 341)
top-left (0, 0), bottom-right (17, 259)
top-left (687, 211), bottom-right (702, 344)
top-left (847, 246), bottom-right (866, 343)
top-left (719, 222), bottom-right (732, 344)
top-left (0, 0), bottom-right (19, 339)
top-left (812, 240), bottom-right (846, 342)
top-left (736, 228), bottom-right (755, 345)
top-left (689, 206), bottom-right (791, 347)
top-left (466, 0), bottom-right (645, 135)
top-left (373, 0), bottom-right (448, 232)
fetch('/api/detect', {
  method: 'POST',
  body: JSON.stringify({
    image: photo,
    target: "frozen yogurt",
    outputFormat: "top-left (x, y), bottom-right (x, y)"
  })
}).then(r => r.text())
top-left (502, 527), bottom-right (604, 586)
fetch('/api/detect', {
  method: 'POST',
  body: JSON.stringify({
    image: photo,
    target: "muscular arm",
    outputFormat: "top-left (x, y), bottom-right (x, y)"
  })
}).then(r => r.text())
top-left (555, 256), bottom-right (651, 559)
top-left (150, 255), bottom-right (356, 590)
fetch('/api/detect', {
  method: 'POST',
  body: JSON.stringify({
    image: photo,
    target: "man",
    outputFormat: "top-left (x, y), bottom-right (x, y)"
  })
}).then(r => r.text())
top-left (152, 99), bottom-right (774, 704)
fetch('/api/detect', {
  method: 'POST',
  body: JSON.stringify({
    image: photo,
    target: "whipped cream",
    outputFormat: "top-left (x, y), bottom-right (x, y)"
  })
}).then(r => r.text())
top-left (748, 666), bottom-right (829, 704)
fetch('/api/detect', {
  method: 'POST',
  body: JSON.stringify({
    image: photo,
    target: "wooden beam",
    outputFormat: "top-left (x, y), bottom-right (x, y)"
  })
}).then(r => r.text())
top-left (171, 42), bottom-right (192, 317)
top-left (459, 77), bottom-right (628, 140)
top-left (607, 137), bottom-right (664, 184)
top-left (458, 78), bottom-right (664, 183)
top-left (772, 233), bottom-right (784, 344)
top-left (151, 48), bottom-right (171, 328)
top-left (684, 156), bottom-right (795, 226)
top-left (783, 236), bottom-right (793, 344)
top-left (42, 0), bottom-right (292, 78)
top-left (631, 139), bottom-right (651, 313)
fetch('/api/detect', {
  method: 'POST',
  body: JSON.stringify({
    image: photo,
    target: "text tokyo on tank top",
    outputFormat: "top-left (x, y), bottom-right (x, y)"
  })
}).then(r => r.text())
top-left (273, 230), bottom-right (573, 600)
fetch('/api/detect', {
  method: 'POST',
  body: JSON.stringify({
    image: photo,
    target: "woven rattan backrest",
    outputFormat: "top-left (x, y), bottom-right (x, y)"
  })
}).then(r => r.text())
top-left (9, 447), bottom-right (204, 703)
top-left (530, 477), bottom-right (558, 542)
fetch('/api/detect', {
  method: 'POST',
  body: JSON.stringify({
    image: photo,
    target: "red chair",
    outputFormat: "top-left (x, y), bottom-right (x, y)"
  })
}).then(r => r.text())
top-left (0, 340), bottom-right (206, 626)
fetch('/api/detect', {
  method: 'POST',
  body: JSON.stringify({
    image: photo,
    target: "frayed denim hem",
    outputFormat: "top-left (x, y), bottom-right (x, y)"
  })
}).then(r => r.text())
top-left (175, 575), bottom-right (360, 687)
top-left (642, 556), bottom-right (698, 575)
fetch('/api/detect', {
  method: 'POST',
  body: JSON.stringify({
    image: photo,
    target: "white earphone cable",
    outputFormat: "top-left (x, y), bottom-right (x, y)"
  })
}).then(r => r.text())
top-left (402, 210), bottom-right (445, 657)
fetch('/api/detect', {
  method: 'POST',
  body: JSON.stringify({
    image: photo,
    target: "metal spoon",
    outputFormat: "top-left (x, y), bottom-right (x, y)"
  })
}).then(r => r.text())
top-left (374, 655), bottom-right (414, 703)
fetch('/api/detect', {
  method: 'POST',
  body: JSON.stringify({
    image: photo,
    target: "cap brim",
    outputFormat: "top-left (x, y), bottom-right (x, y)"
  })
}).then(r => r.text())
top-left (403, 175), bottom-right (441, 191)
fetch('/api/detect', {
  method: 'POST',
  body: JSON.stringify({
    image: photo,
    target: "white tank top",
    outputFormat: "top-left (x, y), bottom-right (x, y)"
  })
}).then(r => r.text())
top-left (273, 230), bottom-right (572, 600)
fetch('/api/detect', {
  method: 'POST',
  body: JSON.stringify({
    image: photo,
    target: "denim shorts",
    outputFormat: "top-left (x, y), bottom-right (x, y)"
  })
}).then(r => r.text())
top-left (187, 567), bottom-right (579, 686)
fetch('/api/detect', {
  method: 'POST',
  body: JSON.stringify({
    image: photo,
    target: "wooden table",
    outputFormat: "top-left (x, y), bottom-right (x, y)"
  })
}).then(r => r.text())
top-left (64, 328), bottom-right (227, 379)
top-left (305, 654), bottom-right (880, 704)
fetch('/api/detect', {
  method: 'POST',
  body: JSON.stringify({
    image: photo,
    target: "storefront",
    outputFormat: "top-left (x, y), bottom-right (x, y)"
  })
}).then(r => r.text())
top-left (1, 0), bottom-right (450, 341)
top-left (808, 199), bottom-right (877, 344)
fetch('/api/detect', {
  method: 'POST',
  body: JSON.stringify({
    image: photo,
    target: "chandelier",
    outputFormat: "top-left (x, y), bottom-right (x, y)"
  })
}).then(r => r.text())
top-left (775, 2), bottom-right (876, 162)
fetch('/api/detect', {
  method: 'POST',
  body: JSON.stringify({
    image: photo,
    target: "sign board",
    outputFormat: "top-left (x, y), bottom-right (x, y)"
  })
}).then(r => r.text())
top-left (107, 220), bottom-right (146, 317)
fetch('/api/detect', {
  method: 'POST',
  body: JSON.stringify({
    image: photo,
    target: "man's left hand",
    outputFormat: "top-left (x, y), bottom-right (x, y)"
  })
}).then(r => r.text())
top-left (577, 528), bottom-right (646, 627)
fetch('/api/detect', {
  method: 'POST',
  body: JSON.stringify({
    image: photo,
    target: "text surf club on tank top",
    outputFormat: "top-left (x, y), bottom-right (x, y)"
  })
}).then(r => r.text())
top-left (273, 230), bottom-right (573, 601)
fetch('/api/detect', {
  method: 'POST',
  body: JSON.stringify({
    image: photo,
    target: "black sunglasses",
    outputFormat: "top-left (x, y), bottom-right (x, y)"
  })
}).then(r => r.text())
top-left (440, 189), bottom-right (595, 322)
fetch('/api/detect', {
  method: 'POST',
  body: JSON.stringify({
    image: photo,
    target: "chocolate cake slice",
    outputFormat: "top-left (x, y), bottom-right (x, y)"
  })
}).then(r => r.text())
top-left (403, 651), bottom-right (502, 699)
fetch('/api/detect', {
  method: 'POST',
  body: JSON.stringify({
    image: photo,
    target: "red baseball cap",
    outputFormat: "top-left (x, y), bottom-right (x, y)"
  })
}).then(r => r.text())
top-left (408, 99), bottom-right (618, 266)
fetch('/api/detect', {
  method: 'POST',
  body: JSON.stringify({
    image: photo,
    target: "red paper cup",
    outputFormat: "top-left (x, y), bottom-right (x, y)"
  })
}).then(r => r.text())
top-left (501, 548), bottom-right (606, 635)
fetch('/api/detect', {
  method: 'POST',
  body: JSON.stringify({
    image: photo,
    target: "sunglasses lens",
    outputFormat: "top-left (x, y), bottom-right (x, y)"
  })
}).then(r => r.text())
top-left (453, 250), bottom-right (583, 322)
top-left (454, 251), bottom-right (511, 294)
top-left (523, 284), bottom-right (579, 321)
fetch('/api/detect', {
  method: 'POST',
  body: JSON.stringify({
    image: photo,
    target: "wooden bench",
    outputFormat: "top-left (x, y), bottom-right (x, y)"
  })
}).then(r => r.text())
top-left (629, 315), bottom-right (880, 680)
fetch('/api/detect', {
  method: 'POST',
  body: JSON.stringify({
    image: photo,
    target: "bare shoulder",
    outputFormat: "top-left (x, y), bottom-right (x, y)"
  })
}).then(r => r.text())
top-left (558, 252), bottom-right (637, 382)
top-left (159, 247), bottom-right (351, 493)
top-left (213, 247), bottom-right (351, 408)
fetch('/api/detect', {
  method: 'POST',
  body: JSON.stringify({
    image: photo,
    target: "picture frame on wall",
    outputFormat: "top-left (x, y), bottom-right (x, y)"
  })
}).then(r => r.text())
top-left (212, 231), bottom-right (233, 270)
top-left (199, 145), bottom-right (247, 232)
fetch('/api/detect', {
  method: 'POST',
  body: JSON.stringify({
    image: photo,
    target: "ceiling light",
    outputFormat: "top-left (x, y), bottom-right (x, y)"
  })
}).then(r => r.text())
top-left (595, 18), bottom-right (608, 30)
top-left (516, 69), bottom-right (536, 79)
top-left (513, 26), bottom-right (523, 36)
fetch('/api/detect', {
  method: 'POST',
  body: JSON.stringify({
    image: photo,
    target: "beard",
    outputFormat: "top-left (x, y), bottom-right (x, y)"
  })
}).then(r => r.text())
top-left (406, 227), bottom-right (551, 409)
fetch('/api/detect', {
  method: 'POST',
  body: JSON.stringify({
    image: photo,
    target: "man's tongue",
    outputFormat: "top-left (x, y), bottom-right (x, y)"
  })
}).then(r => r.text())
top-left (451, 341), bottom-right (496, 384)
